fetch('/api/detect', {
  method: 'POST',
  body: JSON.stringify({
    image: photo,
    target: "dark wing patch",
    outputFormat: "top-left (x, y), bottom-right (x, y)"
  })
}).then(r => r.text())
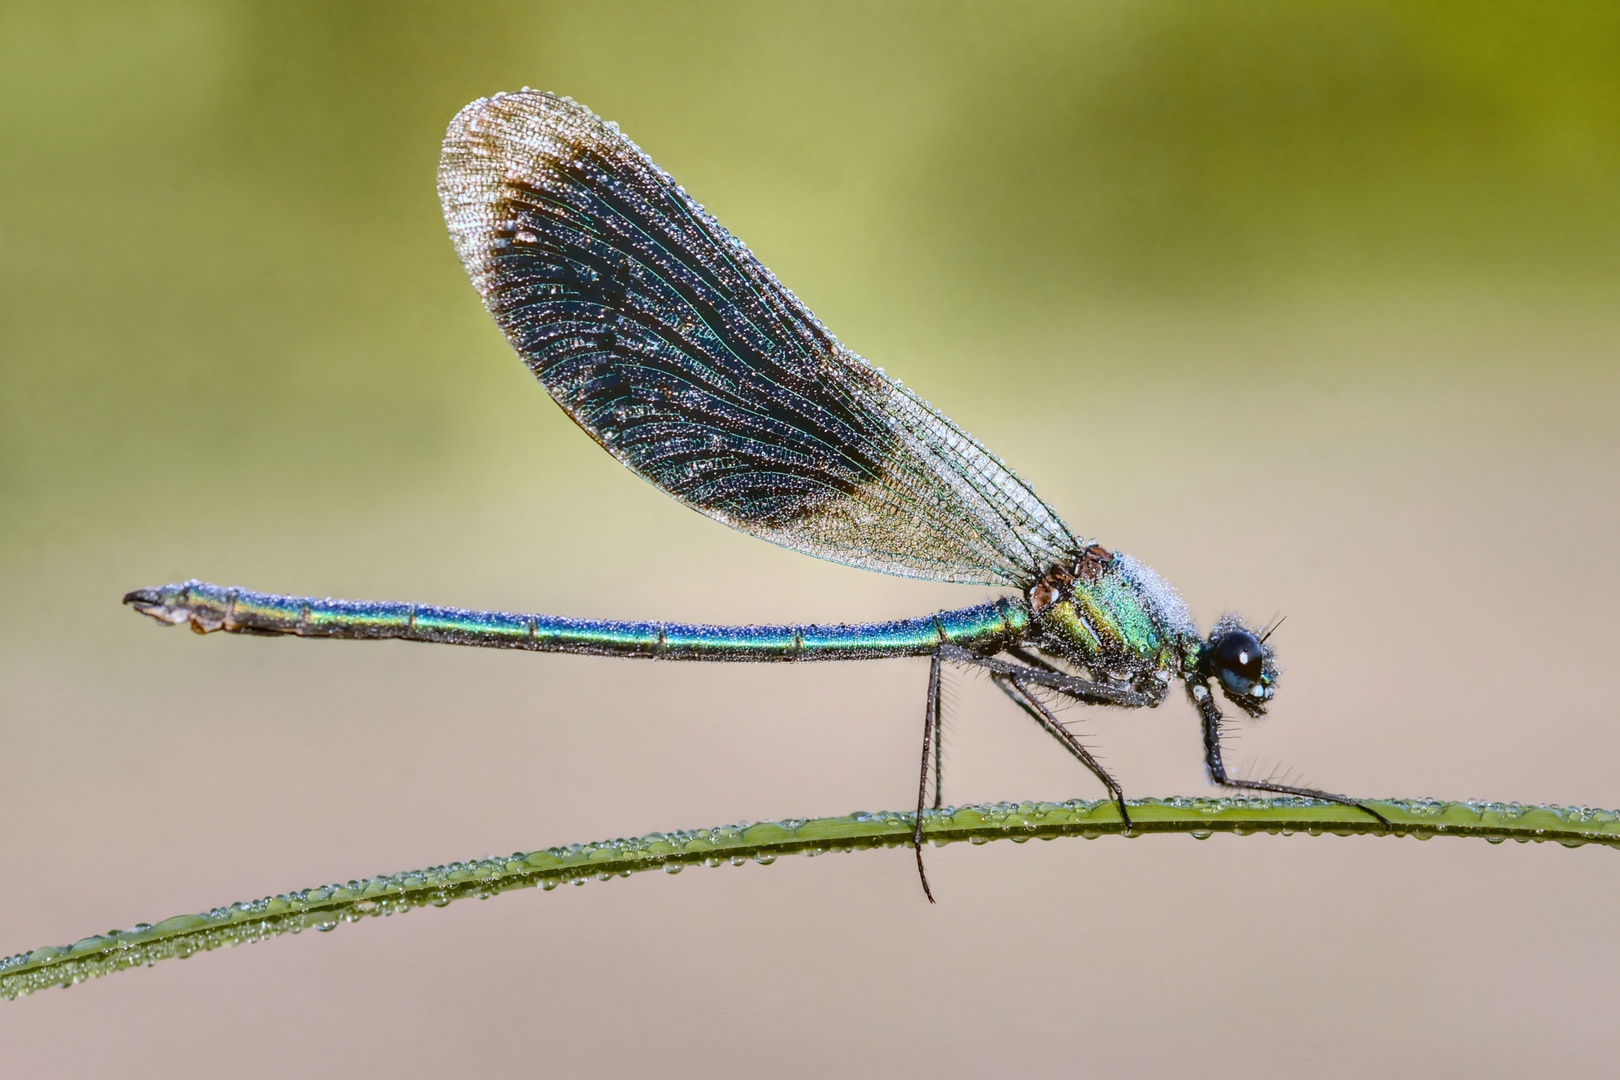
top-left (438, 91), bottom-right (1077, 587)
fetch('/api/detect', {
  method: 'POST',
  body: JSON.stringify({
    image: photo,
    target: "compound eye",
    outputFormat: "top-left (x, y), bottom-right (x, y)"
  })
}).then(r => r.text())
top-left (1215, 630), bottom-right (1264, 682)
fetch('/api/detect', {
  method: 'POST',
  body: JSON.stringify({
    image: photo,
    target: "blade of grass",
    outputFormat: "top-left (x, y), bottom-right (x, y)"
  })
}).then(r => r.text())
top-left (5, 795), bottom-right (1616, 1000)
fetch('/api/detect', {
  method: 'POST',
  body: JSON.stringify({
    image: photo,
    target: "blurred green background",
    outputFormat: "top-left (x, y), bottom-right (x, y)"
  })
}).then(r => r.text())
top-left (3, 2), bottom-right (1619, 1076)
top-left (7, 0), bottom-right (1619, 558)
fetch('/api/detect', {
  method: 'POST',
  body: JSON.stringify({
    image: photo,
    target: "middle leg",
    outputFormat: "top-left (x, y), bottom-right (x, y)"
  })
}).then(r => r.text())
top-left (993, 673), bottom-right (1134, 828)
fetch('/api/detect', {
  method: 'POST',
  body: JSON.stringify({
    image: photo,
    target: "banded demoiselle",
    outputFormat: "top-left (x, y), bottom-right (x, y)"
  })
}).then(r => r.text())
top-left (126, 91), bottom-right (1386, 899)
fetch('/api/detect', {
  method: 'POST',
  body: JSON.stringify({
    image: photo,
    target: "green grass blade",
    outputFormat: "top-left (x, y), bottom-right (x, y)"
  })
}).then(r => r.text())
top-left (5, 796), bottom-right (1616, 1000)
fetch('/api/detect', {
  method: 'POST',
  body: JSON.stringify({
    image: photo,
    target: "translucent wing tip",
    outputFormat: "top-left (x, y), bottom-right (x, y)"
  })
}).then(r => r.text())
top-left (438, 90), bottom-right (616, 298)
top-left (442, 88), bottom-right (586, 143)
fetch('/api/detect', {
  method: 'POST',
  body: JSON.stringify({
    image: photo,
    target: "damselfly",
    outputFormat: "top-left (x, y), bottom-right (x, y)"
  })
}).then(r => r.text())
top-left (126, 91), bottom-right (1386, 899)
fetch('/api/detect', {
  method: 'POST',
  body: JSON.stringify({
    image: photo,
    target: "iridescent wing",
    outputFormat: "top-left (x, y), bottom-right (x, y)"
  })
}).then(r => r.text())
top-left (438, 91), bottom-right (1078, 588)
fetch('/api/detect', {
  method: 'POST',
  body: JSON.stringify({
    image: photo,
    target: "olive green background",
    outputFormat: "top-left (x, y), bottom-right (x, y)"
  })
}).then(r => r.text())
top-left (3, 2), bottom-right (1618, 1075)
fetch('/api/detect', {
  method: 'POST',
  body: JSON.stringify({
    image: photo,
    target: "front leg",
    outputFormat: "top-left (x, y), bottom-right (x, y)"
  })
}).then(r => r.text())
top-left (1191, 678), bottom-right (1390, 827)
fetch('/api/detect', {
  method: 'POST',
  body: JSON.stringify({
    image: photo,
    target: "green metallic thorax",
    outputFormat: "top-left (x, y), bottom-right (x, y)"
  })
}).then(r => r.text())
top-left (1026, 553), bottom-right (1200, 701)
top-left (1037, 584), bottom-right (1164, 670)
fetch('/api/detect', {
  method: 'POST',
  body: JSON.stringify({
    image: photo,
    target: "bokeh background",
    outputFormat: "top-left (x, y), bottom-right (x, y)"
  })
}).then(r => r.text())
top-left (4, 1), bottom-right (1619, 1075)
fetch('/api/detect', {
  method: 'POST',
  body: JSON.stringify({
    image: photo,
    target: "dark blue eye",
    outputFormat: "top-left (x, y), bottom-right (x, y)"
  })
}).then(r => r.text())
top-left (1215, 630), bottom-right (1264, 682)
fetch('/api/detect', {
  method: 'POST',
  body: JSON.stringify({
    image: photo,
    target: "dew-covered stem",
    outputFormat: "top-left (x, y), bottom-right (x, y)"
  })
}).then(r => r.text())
top-left (4, 796), bottom-right (1615, 1001)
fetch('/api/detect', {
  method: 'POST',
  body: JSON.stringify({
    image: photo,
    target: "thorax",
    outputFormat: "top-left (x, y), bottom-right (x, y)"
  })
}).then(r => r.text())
top-left (1023, 546), bottom-right (1198, 700)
